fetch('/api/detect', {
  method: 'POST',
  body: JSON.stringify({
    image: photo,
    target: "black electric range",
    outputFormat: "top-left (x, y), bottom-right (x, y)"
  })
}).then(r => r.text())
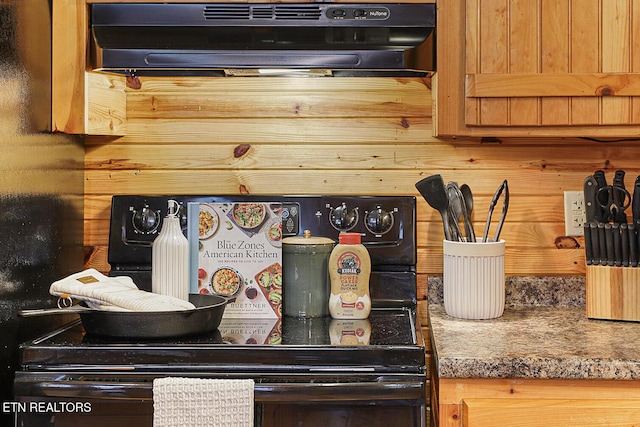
top-left (15, 195), bottom-right (428, 427)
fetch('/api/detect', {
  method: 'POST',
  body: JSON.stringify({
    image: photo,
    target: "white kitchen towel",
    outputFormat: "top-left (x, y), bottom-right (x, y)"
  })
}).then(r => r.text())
top-left (50, 269), bottom-right (195, 311)
top-left (153, 377), bottom-right (254, 427)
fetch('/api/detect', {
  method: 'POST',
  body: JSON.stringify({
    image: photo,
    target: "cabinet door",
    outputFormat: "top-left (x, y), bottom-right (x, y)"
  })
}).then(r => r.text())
top-left (466, 0), bottom-right (640, 127)
top-left (462, 398), bottom-right (640, 427)
top-left (435, 0), bottom-right (640, 137)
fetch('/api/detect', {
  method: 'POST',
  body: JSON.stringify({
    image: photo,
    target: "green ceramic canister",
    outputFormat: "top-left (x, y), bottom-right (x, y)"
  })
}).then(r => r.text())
top-left (282, 230), bottom-right (335, 318)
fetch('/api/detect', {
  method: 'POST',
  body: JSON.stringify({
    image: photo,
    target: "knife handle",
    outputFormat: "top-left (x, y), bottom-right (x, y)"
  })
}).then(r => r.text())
top-left (594, 170), bottom-right (608, 223)
top-left (583, 175), bottom-right (598, 224)
top-left (605, 223), bottom-right (615, 266)
top-left (631, 223), bottom-right (639, 267)
top-left (612, 170), bottom-right (628, 224)
top-left (633, 176), bottom-right (640, 225)
top-left (584, 223), bottom-right (593, 265)
top-left (612, 223), bottom-right (622, 266)
top-left (621, 223), bottom-right (630, 267)
top-left (598, 222), bottom-right (607, 266)
top-left (590, 222), bottom-right (601, 265)
top-left (613, 169), bottom-right (626, 188)
top-left (613, 170), bottom-right (626, 187)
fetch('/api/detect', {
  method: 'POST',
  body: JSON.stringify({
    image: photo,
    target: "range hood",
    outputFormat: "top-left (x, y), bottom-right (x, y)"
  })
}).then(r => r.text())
top-left (90, 3), bottom-right (435, 76)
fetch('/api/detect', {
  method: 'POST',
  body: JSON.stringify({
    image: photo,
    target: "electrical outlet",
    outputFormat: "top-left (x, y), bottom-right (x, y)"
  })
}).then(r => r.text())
top-left (564, 191), bottom-right (586, 236)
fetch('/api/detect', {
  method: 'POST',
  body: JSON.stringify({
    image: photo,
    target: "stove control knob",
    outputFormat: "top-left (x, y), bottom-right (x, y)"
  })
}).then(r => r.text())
top-left (330, 203), bottom-right (358, 231)
top-left (364, 206), bottom-right (394, 235)
top-left (132, 205), bottom-right (160, 234)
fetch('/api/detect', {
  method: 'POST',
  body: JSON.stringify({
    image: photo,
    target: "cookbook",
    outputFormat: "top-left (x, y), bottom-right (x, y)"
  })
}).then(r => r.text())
top-left (188, 202), bottom-right (283, 319)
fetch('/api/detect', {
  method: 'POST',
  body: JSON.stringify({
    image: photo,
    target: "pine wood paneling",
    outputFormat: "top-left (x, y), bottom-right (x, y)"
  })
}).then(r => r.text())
top-left (463, 398), bottom-right (640, 427)
top-left (570, 0), bottom-right (600, 125)
top-left (632, 0), bottom-right (640, 122)
top-left (52, 0), bottom-right (86, 134)
top-left (83, 68), bottom-right (640, 279)
top-left (466, 73), bottom-right (640, 97)
top-left (86, 0), bottom-right (435, 3)
top-left (125, 79), bottom-right (431, 119)
top-left (478, 0), bottom-right (508, 126)
top-left (87, 72), bottom-right (127, 135)
top-left (540, 0), bottom-right (570, 125)
top-left (442, 0), bottom-right (640, 134)
top-left (93, 117), bottom-right (432, 144)
top-left (438, 377), bottom-right (640, 427)
top-left (508, 0), bottom-right (538, 126)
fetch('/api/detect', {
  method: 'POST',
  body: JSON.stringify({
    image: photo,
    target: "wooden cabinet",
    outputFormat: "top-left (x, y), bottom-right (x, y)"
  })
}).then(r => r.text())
top-left (435, 378), bottom-right (640, 427)
top-left (435, 0), bottom-right (640, 137)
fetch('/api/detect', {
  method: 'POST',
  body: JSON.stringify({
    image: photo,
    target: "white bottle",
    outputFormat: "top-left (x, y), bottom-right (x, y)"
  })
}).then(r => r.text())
top-left (152, 199), bottom-right (189, 301)
top-left (328, 232), bottom-right (372, 319)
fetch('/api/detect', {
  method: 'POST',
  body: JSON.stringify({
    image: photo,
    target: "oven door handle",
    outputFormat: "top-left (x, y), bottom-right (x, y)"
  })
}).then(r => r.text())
top-left (15, 379), bottom-right (425, 402)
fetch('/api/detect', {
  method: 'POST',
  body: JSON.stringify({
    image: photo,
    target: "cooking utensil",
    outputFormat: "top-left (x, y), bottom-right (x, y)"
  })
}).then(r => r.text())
top-left (446, 182), bottom-right (475, 242)
top-left (482, 180), bottom-right (509, 242)
top-left (460, 184), bottom-right (473, 213)
top-left (460, 184), bottom-right (476, 242)
top-left (415, 174), bottom-right (452, 240)
top-left (18, 294), bottom-right (230, 338)
top-left (445, 182), bottom-right (464, 241)
top-left (596, 185), bottom-right (631, 224)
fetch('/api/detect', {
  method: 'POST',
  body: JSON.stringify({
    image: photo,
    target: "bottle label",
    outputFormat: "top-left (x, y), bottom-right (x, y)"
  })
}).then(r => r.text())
top-left (329, 245), bottom-right (371, 319)
top-left (336, 251), bottom-right (361, 275)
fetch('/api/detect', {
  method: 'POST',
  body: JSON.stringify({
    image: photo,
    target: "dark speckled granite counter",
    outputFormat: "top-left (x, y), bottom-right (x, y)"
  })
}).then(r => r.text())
top-left (428, 276), bottom-right (640, 380)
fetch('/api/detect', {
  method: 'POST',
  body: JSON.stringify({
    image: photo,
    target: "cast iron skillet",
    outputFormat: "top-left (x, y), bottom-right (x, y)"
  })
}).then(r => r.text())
top-left (18, 294), bottom-right (230, 339)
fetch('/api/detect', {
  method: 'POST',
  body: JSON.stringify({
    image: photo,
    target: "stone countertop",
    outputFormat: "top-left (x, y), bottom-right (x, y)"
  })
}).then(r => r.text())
top-left (428, 276), bottom-right (640, 380)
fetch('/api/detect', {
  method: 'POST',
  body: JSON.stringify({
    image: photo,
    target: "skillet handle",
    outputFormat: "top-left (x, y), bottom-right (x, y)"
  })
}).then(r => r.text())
top-left (17, 306), bottom-right (90, 317)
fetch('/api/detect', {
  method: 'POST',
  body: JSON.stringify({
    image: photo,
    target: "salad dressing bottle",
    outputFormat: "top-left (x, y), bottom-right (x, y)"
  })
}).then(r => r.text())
top-left (152, 199), bottom-right (190, 301)
top-left (328, 232), bottom-right (371, 319)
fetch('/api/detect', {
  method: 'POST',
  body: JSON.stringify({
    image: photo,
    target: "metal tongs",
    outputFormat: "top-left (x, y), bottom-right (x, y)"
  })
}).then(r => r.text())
top-left (482, 180), bottom-right (509, 242)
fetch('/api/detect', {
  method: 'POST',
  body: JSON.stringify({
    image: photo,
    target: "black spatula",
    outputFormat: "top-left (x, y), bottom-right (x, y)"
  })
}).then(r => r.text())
top-left (415, 174), bottom-right (452, 240)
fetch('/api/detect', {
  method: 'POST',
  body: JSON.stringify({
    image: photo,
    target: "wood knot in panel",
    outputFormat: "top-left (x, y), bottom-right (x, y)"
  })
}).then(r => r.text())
top-left (596, 86), bottom-right (614, 96)
top-left (555, 236), bottom-right (579, 249)
top-left (234, 144), bottom-right (251, 158)
top-left (126, 75), bottom-right (142, 90)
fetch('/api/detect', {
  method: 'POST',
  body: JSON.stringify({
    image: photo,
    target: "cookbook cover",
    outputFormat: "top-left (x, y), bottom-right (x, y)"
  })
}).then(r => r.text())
top-left (188, 202), bottom-right (283, 319)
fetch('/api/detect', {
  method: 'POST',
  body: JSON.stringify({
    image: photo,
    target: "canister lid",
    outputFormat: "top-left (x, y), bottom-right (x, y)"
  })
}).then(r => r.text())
top-left (282, 229), bottom-right (335, 245)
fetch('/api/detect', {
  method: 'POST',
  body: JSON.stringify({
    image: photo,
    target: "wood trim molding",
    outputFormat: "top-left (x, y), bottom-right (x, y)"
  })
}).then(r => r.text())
top-left (52, 0), bottom-right (87, 134)
top-left (466, 73), bottom-right (640, 98)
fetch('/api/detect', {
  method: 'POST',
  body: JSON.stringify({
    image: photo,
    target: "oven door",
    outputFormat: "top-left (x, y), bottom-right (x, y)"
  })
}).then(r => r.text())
top-left (14, 372), bottom-right (428, 427)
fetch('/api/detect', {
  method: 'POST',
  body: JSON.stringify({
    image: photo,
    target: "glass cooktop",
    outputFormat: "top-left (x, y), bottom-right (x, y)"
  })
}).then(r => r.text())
top-left (20, 308), bottom-right (425, 373)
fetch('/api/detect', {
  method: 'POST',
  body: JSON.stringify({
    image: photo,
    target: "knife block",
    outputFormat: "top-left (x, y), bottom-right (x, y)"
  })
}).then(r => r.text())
top-left (586, 265), bottom-right (640, 322)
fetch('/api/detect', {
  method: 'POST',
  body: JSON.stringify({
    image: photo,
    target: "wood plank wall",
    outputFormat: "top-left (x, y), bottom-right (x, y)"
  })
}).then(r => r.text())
top-left (83, 73), bottom-right (640, 319)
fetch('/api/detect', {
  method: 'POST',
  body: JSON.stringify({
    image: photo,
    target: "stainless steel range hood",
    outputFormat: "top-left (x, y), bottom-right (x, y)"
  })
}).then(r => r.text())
top-left (90, 3), bottom-right (435, 76)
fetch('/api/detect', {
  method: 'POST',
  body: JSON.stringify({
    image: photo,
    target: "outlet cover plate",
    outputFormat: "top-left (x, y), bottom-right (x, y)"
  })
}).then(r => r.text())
top-left (564, 190), bottom-right (586, 236)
